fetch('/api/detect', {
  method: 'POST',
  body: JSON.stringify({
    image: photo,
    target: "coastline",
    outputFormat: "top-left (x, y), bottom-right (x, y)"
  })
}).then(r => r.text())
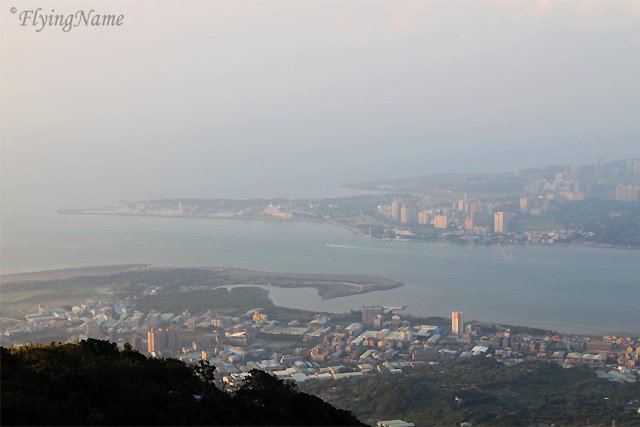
top-left (0, 264), bottom-right (149, 283)
top-left (3, 262), bottom-right (639, 336)
top-left (2, 264), bottom-right (638, 337)
top-left (0, 264), bottom-right (404, 300)
top-left (57, 210), bottom-right (640, 251)
top-left (5, 209), bottom-right (630, 334)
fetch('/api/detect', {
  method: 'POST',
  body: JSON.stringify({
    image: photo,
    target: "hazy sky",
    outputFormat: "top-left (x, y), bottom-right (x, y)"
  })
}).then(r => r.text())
top-left (1, 0), bottom-right (639, 209)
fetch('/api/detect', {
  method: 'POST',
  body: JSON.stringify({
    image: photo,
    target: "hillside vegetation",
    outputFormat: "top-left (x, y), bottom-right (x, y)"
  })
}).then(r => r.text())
top-left (1, 339), bottom-right (364, 426)
top-left (302, 358), bottom-right (640, 426)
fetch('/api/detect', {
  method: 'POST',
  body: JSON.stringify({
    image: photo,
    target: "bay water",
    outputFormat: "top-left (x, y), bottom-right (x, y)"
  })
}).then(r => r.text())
top-left (2, 210), bottom-right (638, 334)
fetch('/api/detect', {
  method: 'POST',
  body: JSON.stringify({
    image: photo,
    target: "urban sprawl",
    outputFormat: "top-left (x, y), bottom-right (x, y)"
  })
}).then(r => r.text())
top-left (4, 289), bottom-right (639, 389)
top-left (65, 158), bottom-right (640, 248)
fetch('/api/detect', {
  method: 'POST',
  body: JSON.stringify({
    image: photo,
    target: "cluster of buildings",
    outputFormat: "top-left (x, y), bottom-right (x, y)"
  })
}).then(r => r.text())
top-left (380, 194), bottom-right (526, 240)
top-left (75, 158), bottom-right (640, 250)
top-left (615, 184), bottom-right (640, 202)
top-left (389, 199), bottom-right (419, 225)
top-left (374, 159), bottom-right (640, 244)
top-left (5, 294), bottom-right (638, 388)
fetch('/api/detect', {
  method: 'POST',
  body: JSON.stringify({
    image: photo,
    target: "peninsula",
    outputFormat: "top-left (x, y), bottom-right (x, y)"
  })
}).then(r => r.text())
top-left (0, 264), bottom-right (403, 313)
top-left (59, 158), bottom-right (640, 248)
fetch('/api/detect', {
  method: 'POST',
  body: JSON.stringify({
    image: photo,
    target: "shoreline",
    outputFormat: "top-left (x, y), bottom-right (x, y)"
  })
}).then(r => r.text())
top-left (2, 264), bottom-right (637, 337)
top-left (0, 264), bottom-right (149, 283)
top-left (0, 264), bottom-right (404, 300)
top-left (58, 210), bottom-right (640, 251)
top-left (2, 265), bottom-right (637, 337)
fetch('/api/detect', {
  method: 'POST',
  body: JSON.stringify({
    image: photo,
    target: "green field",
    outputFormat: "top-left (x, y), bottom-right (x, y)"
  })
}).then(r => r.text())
top-left (1, 288), bottom-right (114, 312)
top-left (135, 287), bottom-right (273, 314)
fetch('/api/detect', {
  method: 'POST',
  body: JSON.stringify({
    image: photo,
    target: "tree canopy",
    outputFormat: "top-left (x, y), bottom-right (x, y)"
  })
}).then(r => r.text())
top-left (1, 339), bottom-right (364, 426)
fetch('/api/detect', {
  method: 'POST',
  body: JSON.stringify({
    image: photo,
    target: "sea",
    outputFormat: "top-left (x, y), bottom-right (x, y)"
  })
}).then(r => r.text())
top-left (1, 209), bottom-right (639, 335)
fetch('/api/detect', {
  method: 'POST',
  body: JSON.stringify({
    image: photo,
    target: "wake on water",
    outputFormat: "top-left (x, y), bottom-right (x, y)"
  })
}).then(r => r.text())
top-left (325, 243), bottom-right (373, 250)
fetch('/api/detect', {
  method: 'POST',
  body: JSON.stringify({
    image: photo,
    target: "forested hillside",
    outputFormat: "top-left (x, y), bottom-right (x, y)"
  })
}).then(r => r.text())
top-left (302, 358), bottom-right (640, 426)
top-left (1, 339), bottom-right (364, 426)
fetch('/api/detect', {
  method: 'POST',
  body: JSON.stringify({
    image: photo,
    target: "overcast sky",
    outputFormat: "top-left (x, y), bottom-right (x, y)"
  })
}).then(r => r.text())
top-left (1, 0), bottom-right (639, 209)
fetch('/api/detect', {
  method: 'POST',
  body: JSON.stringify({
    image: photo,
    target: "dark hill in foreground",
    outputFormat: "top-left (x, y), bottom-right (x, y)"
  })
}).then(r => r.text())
top-left (0, 339), bottom-right (364, 426)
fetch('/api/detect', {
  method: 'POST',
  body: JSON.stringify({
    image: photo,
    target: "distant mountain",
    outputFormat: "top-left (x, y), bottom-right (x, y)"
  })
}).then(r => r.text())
top-left (1, 339), bottom-right (365, 426)
top-left (344, 158), bottom-right (639, 197)
top-left (344, 170), bottom-right (553, 195)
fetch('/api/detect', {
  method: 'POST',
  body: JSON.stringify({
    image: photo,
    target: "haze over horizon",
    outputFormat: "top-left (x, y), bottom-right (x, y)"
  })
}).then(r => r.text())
top-left (2, 0), bottom-right (639, 211)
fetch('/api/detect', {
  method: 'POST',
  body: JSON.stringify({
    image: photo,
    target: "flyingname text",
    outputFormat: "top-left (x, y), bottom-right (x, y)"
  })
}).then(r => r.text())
top-left (16, 8), bottom-right (124, 32)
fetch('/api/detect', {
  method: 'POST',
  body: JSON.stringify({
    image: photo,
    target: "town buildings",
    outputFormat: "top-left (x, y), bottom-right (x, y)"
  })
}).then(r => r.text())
top-left (4, 286), bottom-right (638, 393)
top-left (362, 305), bottom-right (383, 327)
top-left (148, 328), bottom-right (181, 356)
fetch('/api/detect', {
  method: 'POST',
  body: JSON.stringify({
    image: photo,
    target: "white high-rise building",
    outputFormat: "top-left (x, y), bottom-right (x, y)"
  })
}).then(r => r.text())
top-left (451, 311), bottom-right (464, 336)
top-left (494, 212), bottom-right (507, 234)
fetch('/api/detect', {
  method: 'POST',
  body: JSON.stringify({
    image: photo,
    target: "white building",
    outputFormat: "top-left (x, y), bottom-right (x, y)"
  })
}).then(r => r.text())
top-left (494, 211), bottom-right (507, 234)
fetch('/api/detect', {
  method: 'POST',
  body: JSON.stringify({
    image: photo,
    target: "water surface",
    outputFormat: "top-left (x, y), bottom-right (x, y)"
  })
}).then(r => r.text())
top-left (2, 211), bottom-right (638, 334)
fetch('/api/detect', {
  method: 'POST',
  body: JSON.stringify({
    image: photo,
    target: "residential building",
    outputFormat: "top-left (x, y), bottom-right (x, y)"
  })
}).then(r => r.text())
top-left (451, 311), bottom-right (464, 336)
top-left (148, 328), bottom-right (182, 355)
top-left (494, 212), bottom-right (507, 234)
top-left (362, 305), bottom-right (383, 326)
top-left (400, 202), bottom-right (417, 225)
top-left (433, 214), bottom-right (447, 229)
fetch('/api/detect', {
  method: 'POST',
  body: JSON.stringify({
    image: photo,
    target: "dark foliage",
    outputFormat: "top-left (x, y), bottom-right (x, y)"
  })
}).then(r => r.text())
top-left (554, 199), bottom-right (640, 247)
top-left (301, 358), bottom-right (640, 426)
top-left (1, 339), bottom-right (365, 426)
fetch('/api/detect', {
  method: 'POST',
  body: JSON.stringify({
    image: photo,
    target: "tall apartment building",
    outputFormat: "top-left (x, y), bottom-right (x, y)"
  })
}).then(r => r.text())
top-left (148, 328), bottom-right (182, 356)
top-left (418, 211), bottom-right (430, 225)
top-left (451, 311), bottom-right (464, 336)
top-left (433, 214), bottom-right (447, 229)
top-left (494, 211), bottom-right (507, 234)
top-left (400, 202), bottom-right (417, 225)
top-left (391, 199), bottom-right (402, 221)
top-left (615, 184), bottom-right (639, 202)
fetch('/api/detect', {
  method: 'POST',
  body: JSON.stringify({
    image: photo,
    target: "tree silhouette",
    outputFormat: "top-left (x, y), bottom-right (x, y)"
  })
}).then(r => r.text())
top-left (1, 340), bottom-right (365, 426)
top-left (193, 359), bottom-right (217, 397)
